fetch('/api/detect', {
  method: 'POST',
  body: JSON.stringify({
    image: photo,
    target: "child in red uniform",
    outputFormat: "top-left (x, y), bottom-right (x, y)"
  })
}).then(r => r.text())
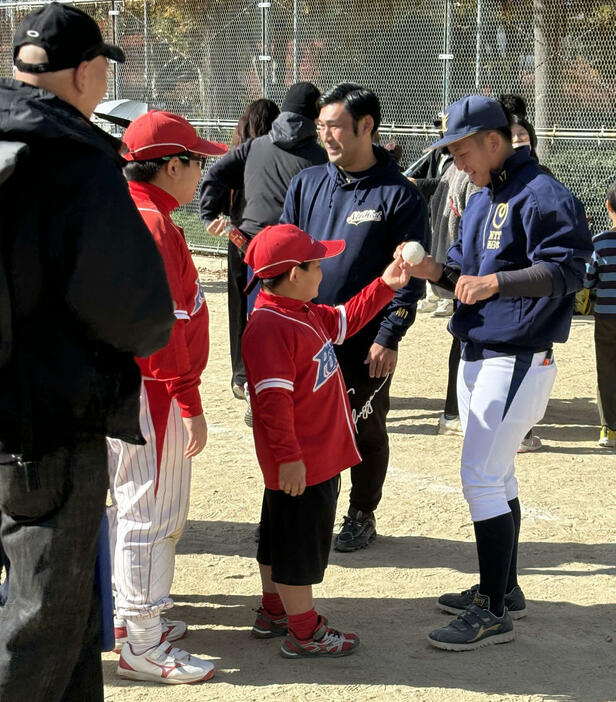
top-left (107, 111), bottom-right (227, 685)
top-left (242, 224), bottom-right (412, 657)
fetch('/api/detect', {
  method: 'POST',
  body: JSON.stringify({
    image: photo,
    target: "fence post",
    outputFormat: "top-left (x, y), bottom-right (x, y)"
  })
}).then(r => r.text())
top-left (293, 0), bottom-right (299, 83)
top-left (258, 1), bottom-right (271, 98)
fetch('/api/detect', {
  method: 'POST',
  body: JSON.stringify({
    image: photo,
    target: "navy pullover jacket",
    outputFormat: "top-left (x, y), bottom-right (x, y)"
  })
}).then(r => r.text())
top-left (281, 146), bottom-right (428, 351)
top-left (446, 148), bottom-right (593, 352)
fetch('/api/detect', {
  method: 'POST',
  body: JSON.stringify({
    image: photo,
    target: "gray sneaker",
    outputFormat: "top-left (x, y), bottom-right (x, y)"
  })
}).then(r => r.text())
top-left (438, 583), bottom-right (527, 619)
top-left (334, 507), bottom-right (376, 552)
top-left (428, 595), bottom-right (514, 651)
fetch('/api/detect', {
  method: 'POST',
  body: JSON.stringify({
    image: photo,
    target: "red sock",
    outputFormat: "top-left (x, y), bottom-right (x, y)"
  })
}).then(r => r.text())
top-left (262, 592), bottom-right (285, 617)
top-left (288, 608), bottom-right (319, 640)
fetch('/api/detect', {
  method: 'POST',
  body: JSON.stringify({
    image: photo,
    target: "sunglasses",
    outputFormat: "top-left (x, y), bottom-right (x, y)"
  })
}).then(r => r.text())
top-left (160, 153), bottom-right (207, 170)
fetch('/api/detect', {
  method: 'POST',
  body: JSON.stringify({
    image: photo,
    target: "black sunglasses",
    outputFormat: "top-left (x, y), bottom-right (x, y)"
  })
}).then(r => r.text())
top-left (160, 153), bottom-right (207, 170)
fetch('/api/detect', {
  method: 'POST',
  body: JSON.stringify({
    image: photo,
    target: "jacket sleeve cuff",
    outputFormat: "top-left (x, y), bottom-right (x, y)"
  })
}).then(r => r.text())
top-left (175, 389), bottom-right (203, 418)
top-left (374, 329), bottom-right (399, 351)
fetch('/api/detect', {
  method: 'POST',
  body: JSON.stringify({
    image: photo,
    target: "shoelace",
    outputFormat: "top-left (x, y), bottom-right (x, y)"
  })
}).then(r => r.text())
top-left (320, 627), bottom-right (346, 646)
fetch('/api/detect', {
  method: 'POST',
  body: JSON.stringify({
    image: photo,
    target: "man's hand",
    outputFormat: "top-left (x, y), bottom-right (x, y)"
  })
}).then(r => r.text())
top-left (182, 413), bottom-right (208, 458)
top-left (279, 460), bottom-right (306, 496)
top-left (406, 253), bottom-right (443, 283)
top-left (455, 273), bottom-right (499, 305)
top-left (205, 216), bottom-right (229, 237)
top-left (365, 343), bottom-right (397, 378)
top-left (381, 253), bottom-right (412, 290)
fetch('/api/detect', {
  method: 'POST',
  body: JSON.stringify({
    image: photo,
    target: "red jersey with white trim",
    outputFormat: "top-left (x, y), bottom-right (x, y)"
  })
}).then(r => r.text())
top-left (243, 277), bottom-right (394, 489)
top-left (129, 181), bottom-right (209, 418)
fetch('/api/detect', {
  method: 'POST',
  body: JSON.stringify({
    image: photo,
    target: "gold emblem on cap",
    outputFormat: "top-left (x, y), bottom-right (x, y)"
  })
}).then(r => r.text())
top-left (441, 112), bottom-right (449, 133)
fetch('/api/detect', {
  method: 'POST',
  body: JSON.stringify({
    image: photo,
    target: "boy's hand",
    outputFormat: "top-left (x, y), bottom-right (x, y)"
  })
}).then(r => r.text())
top-left (279, 460), bottom-right (306, 496)
top-left (381, 251), bottom-right (412, 290)
top-left (182, 413), bottom-right (208, 458)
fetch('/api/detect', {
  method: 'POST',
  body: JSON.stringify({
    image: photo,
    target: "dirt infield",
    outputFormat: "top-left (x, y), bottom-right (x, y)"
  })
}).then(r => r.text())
top-left (103, 255), bottom-right (616, 702)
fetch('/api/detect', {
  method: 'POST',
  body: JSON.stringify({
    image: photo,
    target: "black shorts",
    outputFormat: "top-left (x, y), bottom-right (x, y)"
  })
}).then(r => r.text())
top-left (256, 475), bottom-right (339, 586)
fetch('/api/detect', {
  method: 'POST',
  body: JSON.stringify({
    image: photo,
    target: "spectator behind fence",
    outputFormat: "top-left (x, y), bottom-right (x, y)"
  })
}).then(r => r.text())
top-left (0, 3), bottom-right (174, 700)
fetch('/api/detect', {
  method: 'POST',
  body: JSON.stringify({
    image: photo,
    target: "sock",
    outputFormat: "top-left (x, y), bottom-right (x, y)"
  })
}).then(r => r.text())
top-left (288, 608), bottom-right (319, 641)
top-left (262, 591), bottom-right (285, 617)
top-left (474, 512), bottom-right (515, 617)
top-left (506, 498), bottom-right (521, 593)
top-left (126, 615), bottom-right (163, 655)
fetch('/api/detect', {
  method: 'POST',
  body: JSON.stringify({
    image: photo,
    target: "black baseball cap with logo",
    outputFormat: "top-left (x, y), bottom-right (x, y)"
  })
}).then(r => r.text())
top-left (13, 1), bottom-right (125, 74)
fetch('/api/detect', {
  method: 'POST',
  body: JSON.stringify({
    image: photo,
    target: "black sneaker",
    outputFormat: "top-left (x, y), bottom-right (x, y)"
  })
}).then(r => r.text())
top-left (437, 583), bottom-right (527, 620)
top-left (334, 507), bottom-right (376, 552)
top-left (428, 594), bottom-right (514, 651)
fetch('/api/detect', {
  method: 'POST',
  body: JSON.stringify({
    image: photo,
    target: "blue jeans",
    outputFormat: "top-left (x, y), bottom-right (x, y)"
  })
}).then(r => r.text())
top-left (0, 435), bottom-right (107, 702)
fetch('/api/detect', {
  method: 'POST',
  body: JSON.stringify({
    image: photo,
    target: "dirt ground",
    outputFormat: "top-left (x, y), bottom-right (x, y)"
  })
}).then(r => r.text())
top-left (103, 255), bottom-right (616, 702)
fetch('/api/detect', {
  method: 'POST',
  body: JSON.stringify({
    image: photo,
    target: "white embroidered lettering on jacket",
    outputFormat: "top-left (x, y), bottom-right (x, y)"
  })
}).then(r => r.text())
top-left (346, 209), bottom-right (383, 226)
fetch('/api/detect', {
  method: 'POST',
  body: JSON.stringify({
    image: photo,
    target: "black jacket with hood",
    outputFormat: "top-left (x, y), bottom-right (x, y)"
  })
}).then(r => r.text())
top-left (0, 79), bottom-right (174, 459)
top-left (199, 111), bottom-right (327, 237)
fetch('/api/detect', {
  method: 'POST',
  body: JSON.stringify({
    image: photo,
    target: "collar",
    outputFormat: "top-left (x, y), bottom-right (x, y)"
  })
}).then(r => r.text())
top-left (489, 147), bottom-right (534, 192)
top-left (255, 288), bottom-right (310, 312)
top-left (128, 181), bottom-right (179, 215)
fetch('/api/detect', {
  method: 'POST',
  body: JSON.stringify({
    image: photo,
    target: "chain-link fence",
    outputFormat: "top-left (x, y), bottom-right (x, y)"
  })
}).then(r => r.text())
top-left (3, 0), bottom-right (615, 251)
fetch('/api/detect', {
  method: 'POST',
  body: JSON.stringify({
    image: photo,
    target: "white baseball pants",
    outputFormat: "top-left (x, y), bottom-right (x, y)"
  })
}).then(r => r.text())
top-left (457, 351), bottom-right (557, 522)
top-left (107, 379), bottom-right (191, 619)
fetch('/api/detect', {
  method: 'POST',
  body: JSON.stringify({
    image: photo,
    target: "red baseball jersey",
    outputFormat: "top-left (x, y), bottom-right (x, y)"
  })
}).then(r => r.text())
top-left (129, 181), bottom-right (209, 418)
top-left (243, 277), bottom-right (394, 489)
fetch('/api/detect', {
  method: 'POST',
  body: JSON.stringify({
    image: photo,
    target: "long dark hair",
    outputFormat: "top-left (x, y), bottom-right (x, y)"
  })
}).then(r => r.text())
top-left (232, 99), bottom-right (280, 147)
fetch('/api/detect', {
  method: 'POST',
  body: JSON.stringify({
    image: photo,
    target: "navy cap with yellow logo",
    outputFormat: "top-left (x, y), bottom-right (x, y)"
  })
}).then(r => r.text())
top-left (425, 95), bottom-right (509, 151)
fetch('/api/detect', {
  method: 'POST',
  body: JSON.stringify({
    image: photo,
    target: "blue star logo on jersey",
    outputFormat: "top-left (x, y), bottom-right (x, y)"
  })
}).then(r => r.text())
top-left (191, 277), bottom-right (205, 315)
top-left (313, 340), bottom-right (338, 391)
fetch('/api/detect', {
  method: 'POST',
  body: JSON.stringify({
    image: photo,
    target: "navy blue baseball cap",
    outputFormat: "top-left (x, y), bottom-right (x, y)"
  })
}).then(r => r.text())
top-left (426, 95), bottom-right (509, 151)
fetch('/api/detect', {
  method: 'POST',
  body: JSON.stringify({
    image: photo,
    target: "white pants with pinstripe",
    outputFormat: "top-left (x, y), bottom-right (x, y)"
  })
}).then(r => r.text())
top-left (457, 351), bottom-right (557, 522)
top-left (107, 379), bottom-right (191, 619)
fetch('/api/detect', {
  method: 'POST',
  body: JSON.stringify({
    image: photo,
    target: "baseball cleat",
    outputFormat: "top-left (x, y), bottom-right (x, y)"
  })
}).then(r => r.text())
top-left (117, 641), bottom-right (215, 684)
top-left (113, 616), bottom-right (187, 654)
top-left (251, 607), bottom-right (288, 639)
top-left (428, 597), bottom-right (514, 652)
top-left (598, 426), bottom-right (616, 448)
top-left (438, 584), bottom-right (527, 619)
top-left (280, 616), bottom-right (359, 658)
top-left (437, 414), bottom-right (464, 436)
top-left (334, 507), bottom-right (376, 552)
top-left (517, 433), bottom-right (542, 453)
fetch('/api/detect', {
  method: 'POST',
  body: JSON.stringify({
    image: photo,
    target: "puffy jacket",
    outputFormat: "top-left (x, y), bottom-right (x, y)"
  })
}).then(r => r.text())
top-left (281, 145), bottom-right (428, 352)
top-left (447, 148), bottom-right (593, 351)
top-left (0, 79), bottom-right (174, 458)
top-left (199, 111), bottom-right (327, 236)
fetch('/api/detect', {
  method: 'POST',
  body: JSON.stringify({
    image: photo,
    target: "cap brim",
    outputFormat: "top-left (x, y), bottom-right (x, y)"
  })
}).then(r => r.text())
top-left (191, 137), bottom-right (228, 156)
top-left (423, 128), bottom-right (481, 152)
top-left (101, 44), bottom-right (125, 64)
top-left (308, 239), bottom-right (346, 262)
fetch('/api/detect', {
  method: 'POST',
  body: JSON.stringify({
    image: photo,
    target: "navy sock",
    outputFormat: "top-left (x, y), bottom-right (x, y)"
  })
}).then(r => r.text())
top-left (506, 498), bottom-right (521, 593)
top-left (474, 512), bottom-right (515, 617)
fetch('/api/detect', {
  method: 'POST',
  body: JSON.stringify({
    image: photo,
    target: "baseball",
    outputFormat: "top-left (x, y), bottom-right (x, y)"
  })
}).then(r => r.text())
top-left (402, 241), bottom-right (425, 265)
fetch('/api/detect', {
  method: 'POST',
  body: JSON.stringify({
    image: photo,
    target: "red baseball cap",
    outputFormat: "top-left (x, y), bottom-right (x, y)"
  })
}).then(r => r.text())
top-left (245, 224), bottom-right (345, 292)
top-left (122, 110), bottom-right (227, 161)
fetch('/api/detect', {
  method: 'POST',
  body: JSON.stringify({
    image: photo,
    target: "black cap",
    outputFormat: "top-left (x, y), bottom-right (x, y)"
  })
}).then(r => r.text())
top-left (281, 82), bottom-right (321, 120)
top-left (13, 2), bottom-right (125, 74)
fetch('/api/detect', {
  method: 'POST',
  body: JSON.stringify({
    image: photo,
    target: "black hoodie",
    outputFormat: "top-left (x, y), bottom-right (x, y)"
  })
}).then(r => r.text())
top-left (0, 79), bottom-right (174, 458)
top-left (199, 111), bottom-right (327, 237)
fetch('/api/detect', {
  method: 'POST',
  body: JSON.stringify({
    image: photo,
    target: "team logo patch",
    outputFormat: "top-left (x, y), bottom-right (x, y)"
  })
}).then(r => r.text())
top-left (492, 203), bottom-right (509, 229)
top-left (191, 277), bottom-right (205, 315)
top-left (313, 340), bottom-right (338, 391)
top-left (346, 209), bottom-right (382, 226)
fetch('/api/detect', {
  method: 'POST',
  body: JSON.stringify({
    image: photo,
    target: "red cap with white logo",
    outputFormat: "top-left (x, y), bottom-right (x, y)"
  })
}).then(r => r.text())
top-left (244, 224), bottom-right (345, 292)
top-left (123, 110), bottom-right (227, 161)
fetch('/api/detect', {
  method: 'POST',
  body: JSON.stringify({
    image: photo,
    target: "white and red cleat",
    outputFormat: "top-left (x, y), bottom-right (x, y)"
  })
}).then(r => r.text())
top-left (117, 640), bottom-right (215, 684)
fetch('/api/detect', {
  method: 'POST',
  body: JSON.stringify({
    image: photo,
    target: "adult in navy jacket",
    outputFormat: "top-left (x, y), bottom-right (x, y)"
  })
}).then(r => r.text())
top-left (406, 95), bottom-right (592, 652)
top-left (281, 83), bottom-right (428, 553)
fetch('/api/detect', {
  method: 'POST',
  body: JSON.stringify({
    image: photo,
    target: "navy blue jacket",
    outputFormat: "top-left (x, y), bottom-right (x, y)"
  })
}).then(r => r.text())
top-left (281, 146), bottom-right (428, 351)
top-left (447, 148), bottom-right (592, 351)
